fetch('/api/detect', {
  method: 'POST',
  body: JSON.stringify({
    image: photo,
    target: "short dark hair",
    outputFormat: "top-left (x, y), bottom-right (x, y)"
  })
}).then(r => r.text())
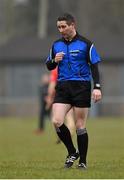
top-left (57, 13), bottom-right (75, 25)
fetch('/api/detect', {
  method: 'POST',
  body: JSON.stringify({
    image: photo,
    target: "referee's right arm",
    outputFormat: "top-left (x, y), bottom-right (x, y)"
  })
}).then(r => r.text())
top-left (46, 46), bottom-right (58, 70)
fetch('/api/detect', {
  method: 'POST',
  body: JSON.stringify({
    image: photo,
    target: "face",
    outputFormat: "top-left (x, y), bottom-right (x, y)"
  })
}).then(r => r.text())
top-left (57, 20), bottom-right (75, 40)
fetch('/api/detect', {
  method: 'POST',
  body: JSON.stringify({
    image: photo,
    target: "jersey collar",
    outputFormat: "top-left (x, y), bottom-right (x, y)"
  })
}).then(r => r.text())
top-left (62, 32), bottom-right (80, 44)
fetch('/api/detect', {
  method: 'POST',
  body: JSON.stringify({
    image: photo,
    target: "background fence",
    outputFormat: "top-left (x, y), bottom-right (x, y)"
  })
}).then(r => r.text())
top-left (0, 0), bottom-right (124, 117)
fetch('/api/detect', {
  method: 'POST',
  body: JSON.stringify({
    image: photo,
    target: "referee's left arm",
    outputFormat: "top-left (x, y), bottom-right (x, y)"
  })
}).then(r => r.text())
top-left (89, 44), bottom-right (102, 102)
top-left (90, 63), bottom-right (101, 90)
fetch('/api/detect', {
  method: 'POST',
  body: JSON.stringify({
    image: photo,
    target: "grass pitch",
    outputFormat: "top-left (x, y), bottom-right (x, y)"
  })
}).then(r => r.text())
top-left (0, 116), bottom-right (124, 179)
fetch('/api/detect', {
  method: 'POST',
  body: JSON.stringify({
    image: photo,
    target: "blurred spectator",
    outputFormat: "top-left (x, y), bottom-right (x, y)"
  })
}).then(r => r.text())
top-left (35, 73), bottom-right (50, 134)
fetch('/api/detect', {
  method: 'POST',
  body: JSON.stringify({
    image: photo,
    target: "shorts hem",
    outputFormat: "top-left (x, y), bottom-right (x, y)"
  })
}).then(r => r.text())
top-left (53, 101), bottom-right (91, 108)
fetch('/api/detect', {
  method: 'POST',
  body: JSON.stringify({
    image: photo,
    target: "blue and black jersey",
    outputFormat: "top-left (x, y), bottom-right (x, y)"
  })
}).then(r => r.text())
top-left (46, 33), bottom-right (101, 84)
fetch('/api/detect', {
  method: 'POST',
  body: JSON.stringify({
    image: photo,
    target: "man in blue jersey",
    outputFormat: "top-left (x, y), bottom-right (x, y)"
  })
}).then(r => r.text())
top-left (46, 13), bottom-right (102, 169)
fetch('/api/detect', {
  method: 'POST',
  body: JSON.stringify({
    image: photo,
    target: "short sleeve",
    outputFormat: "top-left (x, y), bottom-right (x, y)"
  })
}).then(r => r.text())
top-left (89, 44), bottom-right (101, 64)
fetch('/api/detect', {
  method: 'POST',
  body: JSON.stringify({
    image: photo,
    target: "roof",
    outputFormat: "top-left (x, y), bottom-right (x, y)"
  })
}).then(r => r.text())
top-left (0, 33), bottom-right (124, 62)
top-left (0, 36), bottom-right (56, 61)
top-left (93, 33), bottom-right (124, 60)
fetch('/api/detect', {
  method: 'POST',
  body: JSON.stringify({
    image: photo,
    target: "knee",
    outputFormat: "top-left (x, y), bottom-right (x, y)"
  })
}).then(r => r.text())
top-left (52, 117), bottom-right (63, 128)
top-left (75, 118), bottom-right (86, 129)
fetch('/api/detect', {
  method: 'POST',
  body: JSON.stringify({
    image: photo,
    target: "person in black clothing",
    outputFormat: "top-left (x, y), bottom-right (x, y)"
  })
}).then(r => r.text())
top-left (35, 74), bottom-right (50, 134)
top-left (46, 13), bottom-right (102, 169)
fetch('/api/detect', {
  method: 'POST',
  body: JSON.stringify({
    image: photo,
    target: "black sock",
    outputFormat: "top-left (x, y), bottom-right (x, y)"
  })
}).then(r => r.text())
top-left (56, 124), bottom-right (76, 155)
top-left (76, 128), bottom-right (88, 164)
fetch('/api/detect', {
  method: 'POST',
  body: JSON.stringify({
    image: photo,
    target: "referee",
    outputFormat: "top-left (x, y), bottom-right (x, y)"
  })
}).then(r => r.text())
top-left (46, 13), bottom-right (102, 169)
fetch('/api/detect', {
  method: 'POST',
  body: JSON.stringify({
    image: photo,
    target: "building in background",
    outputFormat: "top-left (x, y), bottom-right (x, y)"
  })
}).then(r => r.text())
top-left (0, 0), bottom-right (124, 117)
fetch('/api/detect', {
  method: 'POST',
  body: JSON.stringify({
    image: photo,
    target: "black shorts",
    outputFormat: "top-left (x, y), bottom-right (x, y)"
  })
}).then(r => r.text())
top-left (53, 81), bottom-right (91, 107)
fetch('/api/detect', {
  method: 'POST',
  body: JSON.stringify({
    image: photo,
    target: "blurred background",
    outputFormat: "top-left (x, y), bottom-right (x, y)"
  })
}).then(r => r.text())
top-left (0, 0), bottom-right (124, 118)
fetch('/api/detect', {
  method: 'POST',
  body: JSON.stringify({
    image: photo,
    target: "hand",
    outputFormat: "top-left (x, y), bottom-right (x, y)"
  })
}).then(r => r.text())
top-left (92, 89), bottom-right (102, 103)
top-left (55, 52), bottom-right (65, 63)
top-left (45, 95), bottom-right (53, 110)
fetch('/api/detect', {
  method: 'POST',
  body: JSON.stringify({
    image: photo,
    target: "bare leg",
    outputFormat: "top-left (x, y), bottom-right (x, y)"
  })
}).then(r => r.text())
top-left (52, 103), bottom-right (71, 127)
top-left (66, 109), bottom-right (75, 136)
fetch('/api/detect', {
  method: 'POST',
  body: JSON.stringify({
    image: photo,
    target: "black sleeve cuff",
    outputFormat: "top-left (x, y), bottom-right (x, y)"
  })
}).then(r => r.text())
top-left (46, 59), bottom-right (58, 70)
top-left (94, 83), bottom-right (101, 89)
top-left (90, 63), bottom-right (101, 89)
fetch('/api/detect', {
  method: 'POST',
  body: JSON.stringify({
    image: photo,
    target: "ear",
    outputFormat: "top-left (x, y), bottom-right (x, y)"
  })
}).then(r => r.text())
top-left (71, 22), bottom-right (76, 29)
